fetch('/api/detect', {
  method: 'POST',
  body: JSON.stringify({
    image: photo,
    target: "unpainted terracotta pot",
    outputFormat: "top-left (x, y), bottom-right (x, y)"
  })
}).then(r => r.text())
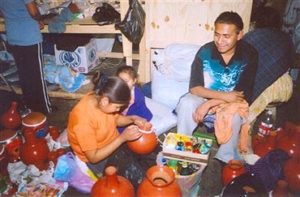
top-left (1, 101), bottom-right (21, 129)
top-left (277, 122), bottom-right (300, 159)
top-left (253, 131), bottom-right (277, 157)
top-left (272, 180), bottom-right (289, 197)
top-left (91, 166), bottom-right (135, 197)
top-left (284, 157), bottom-right (300, 192)
top-left (137, 165), bottom-right (182, 197)
top-left (222, 160), bottom-right (246, 186)
top-left (127, 127), bottom-right (157, 154)
top-left (49, 126), bottom-right (60, 140)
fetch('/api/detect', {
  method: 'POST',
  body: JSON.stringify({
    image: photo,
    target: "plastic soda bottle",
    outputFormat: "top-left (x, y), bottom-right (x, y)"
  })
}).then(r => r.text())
top-left (258, 109), bottom-right (274, 137)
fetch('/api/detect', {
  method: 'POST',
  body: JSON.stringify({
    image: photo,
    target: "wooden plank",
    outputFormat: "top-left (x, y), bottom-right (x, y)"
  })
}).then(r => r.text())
top-left (0, 85), bottom-right (87, 99)
top-left (97, 51), bottom-right (140, 60)
top-left (120, 0), bottom-right (133, 66)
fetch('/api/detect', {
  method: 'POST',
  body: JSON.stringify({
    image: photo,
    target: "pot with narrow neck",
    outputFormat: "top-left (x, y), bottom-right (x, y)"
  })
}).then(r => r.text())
top-left (137, 165), bottom-right (182, 197)
top-left (91, 166), bottom-right (134, 197)
top-left (1, 101), bottom-right (21, 129)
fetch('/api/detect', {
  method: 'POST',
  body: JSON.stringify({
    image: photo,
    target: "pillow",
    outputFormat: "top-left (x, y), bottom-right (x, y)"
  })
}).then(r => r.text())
top-left (145, 97), bottom-right (177, 136)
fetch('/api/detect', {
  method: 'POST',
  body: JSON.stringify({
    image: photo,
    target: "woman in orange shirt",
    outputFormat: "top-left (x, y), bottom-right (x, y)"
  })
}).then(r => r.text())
top-left (68, 74), bottom-right (153, 188)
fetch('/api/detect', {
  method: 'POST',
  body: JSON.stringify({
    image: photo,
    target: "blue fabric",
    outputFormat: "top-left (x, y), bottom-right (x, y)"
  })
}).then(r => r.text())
top-left (245, 149), bottom-right (290, 192)
top-left (243, 28), bottom-right (295, 101)
top-left (0, 0), bottom-right (42, 45)
top-left (118, 86), bottom-right (153, 133)
top-left (189, 41), bottom-right (258, 104)
top-left (48, 7), bottom-right (73, 33)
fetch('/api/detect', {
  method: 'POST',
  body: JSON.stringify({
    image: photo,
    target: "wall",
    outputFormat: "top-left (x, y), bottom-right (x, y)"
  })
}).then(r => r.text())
top-left (140, 0), bottom-right (253, 82)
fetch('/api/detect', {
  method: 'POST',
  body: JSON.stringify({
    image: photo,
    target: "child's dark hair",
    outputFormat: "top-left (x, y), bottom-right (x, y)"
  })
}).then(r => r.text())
top-left (94, 73), bottom-right (130, 105)
top-left (116, 65), bottom-right (138, 80)
top-left (215, 11), bottom-right (244, 32)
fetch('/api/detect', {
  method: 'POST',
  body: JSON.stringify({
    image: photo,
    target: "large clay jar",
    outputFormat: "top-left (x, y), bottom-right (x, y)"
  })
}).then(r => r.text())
top-left (0, 129), bottom-right (22, 163)
top-left (284, 157), bottom-right (300, 192)
top-left (91, 166), bottom-right (134, 197)
top-left (277, 126), bottom-right (300, 159)
top-left (127, 126), bottom-right (157, 154)
top-left (22, 112), bottom-right (48, 138)
top-left (1, 101), bottom-right (21, 129)
top-left (253, 131), bottom-right (277, 157)
top-left (272, 180), bottom-right (289, 197)
top-left (222, 160), bottom-right (246, 186)
top-left (137, 165), bottom-right (182, 197)
top-left (20, 127), bottom-right (49, 170)
top-left (251, 134), bottom-right (264, 150)
top-left (0, 144), bottom-right (9, 176)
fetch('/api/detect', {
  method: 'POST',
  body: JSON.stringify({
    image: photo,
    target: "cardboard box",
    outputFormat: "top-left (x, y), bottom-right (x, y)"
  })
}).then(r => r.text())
top-left (162, 133), bottom-right (212, 165)
top-left (55, 39), bottom-right (99, 73)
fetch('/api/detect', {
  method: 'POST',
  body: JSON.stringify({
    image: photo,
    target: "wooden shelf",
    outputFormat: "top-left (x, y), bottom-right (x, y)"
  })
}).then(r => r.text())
top-left (0, 84), bottom-right (88, 100)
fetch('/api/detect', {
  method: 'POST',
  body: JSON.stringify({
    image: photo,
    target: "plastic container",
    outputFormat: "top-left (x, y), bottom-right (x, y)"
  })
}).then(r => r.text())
top-left (258, 109), bottom-right (274, 136)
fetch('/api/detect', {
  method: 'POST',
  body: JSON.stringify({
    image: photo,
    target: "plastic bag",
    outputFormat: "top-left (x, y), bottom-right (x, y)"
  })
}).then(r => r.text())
top-left (92, 3), bottom-right (121, 26)
top-left (115, 0), bottom-right (145, 44)
top-left (53, 152), bottom-right (95, 194)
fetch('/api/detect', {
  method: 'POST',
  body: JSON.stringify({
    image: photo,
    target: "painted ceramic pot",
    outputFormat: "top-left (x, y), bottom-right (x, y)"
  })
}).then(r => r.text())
top-left (0, 144), bottom-right (9, 176)
top-left (1, 101), bottom-right (21, 129)
top-left (91, 166), bottom-right (135, 197)
top-left (20, 127), bottom-right (49, 171)
top-left (0, 129), bottom-right (22, 163)
top-left (137, 165), bottom-right (182, 197)
top-left (127, 125), bottom-right (157, 154)
top-left (22, 112), bottom-right (48, 138)
top-left (284, 157), bottom-right (300, 192)
top-left (222, 160), bottom-right (246, 186)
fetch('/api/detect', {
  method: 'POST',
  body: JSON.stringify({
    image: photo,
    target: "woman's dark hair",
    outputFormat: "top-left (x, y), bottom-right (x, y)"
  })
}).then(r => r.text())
top-left (116, 65), bottom-right (138, 79)
top-left (94, 73), bottom-right (130, 105)
top-left (215, 11), bottom-right (244, 32)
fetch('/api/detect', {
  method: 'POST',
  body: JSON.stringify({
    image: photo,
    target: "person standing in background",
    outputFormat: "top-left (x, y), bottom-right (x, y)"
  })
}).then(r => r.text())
top-left (0, 0), bottom-right (52, 114)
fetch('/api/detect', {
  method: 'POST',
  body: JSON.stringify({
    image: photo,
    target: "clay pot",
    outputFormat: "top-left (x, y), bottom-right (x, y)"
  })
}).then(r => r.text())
top-left (277, 123), bottom-right (300, 159)
top-left (127, 128), bottom-right (157, 154)
top-left (0, 144), bottom-right (9, 176)
top-left (20, 127), bottom-right (50, 170)
top-left (137, 165), bottom-right (182, 197)
top-left (1, 101), bottom-right (21, 129)
top-left (272, 180), bottom-right (289, 197)
top-left (22, 112), bottom-right (48, 138)
top-left (251, 134), bottom-right (264, 150)
top-left (0, 129), bottom-right (22, 163)
top-left (284, 157), bottom-right (300, 192)
top-left (222, 160), bottom-right (246, 186)
top-left (91, 166), bottom-right (134, 197)
top-left (48, 148), bottom-right (65, 165)
top-left (49, 126), bottom-right (60, 140)
top-left (253, 131), bottom-right (277, 157)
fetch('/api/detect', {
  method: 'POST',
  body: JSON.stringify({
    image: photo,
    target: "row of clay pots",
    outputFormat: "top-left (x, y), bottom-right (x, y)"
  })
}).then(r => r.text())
top-left (91, 165), bottom-right (182, 197)
top-left (0, 102), bottom-right (62, 171)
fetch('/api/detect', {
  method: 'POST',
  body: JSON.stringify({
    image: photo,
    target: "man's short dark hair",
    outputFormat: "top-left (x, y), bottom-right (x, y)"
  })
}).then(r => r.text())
top-left (215, 11), bottom-right (244, 32)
